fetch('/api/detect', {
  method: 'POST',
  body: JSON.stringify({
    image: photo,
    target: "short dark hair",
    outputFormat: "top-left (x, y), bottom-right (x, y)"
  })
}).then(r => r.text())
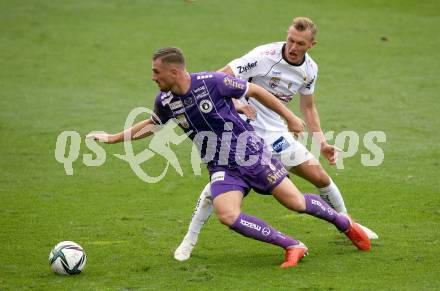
top-left (152, 47), bottom-right (185, 66)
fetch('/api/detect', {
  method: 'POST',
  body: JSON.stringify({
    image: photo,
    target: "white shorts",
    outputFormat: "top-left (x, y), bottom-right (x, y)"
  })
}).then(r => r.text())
top-left (266, 133), bottom-right (314, 170)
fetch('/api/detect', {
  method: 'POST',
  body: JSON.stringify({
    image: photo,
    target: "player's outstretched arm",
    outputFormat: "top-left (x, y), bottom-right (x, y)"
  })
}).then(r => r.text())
top-left (300, 94), bottom-right (341, 164)
top-left (86, 118), bottom-right (156, 144)
top-left (246, 83), bottom-right (305, 136)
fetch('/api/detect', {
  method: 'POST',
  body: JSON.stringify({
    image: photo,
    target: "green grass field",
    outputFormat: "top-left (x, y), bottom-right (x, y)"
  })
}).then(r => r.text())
top-left (1, 0), bottom-right (439, 289)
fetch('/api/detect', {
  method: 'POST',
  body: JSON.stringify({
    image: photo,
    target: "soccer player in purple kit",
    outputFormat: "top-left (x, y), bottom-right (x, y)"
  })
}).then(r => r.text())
top-left (87, 47), bottom-right (370, 268)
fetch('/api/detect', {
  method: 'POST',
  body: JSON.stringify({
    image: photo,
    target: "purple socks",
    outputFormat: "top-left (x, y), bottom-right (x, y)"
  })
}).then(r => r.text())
top-left (228, 194), bottom-right (350, 250)
top-left (303, 194), bottom-right (350, 232)
top-left (230, 212), bottom-right (299, 249)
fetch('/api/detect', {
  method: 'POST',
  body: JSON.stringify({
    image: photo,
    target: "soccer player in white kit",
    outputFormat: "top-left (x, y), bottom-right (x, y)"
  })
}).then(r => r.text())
top-left (175, 17), bottom-right (378, 261)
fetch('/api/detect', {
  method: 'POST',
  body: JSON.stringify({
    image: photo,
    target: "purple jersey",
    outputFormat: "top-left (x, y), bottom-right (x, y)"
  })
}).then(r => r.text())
top-left (152, 72), bottom-right (265, 168)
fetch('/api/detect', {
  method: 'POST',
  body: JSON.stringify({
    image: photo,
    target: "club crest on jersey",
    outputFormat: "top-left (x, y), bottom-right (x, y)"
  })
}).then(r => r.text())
top-left (305, 76), bottom-right (316, 89)
top-left (199, 99), bottom-right (213, 113)
top-left (175, 113), bottom-right (190, 129)
top-left (184, 97), bottom-right (194, 106)
top-left (269, 77), bottom-right (281, 89)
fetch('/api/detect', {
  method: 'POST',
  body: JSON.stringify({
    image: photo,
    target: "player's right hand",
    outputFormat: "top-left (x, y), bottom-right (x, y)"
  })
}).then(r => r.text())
top-left (86, 132), bottom-right (113, 143)
top-left (239, 103), bottom-right (257, 121)
top-left (235, 102), bottom-right (257, 121)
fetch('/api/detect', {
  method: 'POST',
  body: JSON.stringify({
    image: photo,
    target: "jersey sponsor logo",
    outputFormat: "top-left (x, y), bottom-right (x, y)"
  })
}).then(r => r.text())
top-left (237, 61), bottom-right (258, 74)
top-left (211, 171), bottom-right (225, 183)
top-left (196, 74), bottom-right (213, 80)
top-left (237, 61), bottom-right (257, 74)
top-left (173, 108), bottom-right (185, 115)
top-left (240, 219), bottom-right (261, 231)
top-left (160, 92), bottom-right (173, 106)
top-left (271, 70), bottom-right (281, 76)
top-left (193, 85), bottom-right (206, 94)
top-left (269, 77), bottom-right (281, 89)
top-left (175, 113), bottom-right (190, 129)
top-left (327, 207), bottom-right (336, 215)
top-left (260, 49), bottom-right (276, 56)
top-left (311, 198), bottom-right (327, 212)
top-left (199, 99), bottom-right (213, 113)
top-left (274, 92), bottom-right (293, 103)
top-left (271, 136), bottom-right (290, 153)
top-left (223, 76), bottom-right (245, 90)
top-left (169, 100), bottom-right (183, 110)
top-left (193, 85), bottom-right (209, 100)
top-left (183, 97), bottom-right (194, 106)
top-left (268, 162), bottom-right (277, 171)
top-left (305, 76), bottom-right (316, 89)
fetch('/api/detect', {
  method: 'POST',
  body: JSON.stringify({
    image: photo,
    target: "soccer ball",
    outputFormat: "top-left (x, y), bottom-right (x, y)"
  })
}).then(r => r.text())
top-left (49, 241), bottom-right (86, 275)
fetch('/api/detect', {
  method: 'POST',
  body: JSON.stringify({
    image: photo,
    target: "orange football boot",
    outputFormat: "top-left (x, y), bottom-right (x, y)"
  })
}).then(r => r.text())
top-left (344, 215), bottom-right (371, 251)
top-left (280, 242), bottom-right (308, 268)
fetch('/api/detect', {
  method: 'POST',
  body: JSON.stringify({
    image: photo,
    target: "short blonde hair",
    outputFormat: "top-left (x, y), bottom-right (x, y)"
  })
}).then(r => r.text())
top-left (291, 17), bottom-right (317, 40)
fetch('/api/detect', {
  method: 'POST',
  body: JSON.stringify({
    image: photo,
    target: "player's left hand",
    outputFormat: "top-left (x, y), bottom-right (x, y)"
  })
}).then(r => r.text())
top-left (320, 144), bottom-right (342, 165)
top-left (86, 132), bottom-right (114, 143)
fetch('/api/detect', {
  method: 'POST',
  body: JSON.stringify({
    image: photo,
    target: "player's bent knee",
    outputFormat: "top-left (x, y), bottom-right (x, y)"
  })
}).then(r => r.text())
top-left (316, 173), bottom-right (331, 188)
top-left (285, 197), bottom-right (306, 212)
top-left (311, 168), bottom-right (331, 188)
top-left (216, 211), bottom-right (239, 226)
top-left (212, 190), bottom-right (243, 226)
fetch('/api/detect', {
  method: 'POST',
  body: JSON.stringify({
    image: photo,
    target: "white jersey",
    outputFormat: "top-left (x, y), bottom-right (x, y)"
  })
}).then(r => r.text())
top-left (229, 42), bottom-right (318, 149)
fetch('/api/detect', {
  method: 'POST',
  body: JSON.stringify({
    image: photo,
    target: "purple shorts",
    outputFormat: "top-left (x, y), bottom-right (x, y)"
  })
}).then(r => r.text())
top-left (208, 157), bottom-right (288, 200)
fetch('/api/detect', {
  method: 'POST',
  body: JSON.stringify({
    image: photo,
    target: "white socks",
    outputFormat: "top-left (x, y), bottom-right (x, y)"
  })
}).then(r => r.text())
top-left (185, 183), bottom-right (214, 243)
top-left (317, 179), bottom-right (347, 214)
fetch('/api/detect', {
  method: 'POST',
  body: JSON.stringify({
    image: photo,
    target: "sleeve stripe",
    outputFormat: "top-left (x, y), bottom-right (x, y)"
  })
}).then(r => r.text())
top-left (239, 82), bottom-right (249, 99)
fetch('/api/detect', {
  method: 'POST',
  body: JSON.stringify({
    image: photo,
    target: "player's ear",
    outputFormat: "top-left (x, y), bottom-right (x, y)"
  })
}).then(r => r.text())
top-left (310, 40), bottom-right (317, 48)
top-left (169, 66), bottom-right (178, 77)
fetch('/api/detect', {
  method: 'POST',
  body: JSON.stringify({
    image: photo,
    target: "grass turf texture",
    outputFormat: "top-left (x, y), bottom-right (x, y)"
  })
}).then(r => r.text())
top-left (1, 0), bottom-right (439, 289)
